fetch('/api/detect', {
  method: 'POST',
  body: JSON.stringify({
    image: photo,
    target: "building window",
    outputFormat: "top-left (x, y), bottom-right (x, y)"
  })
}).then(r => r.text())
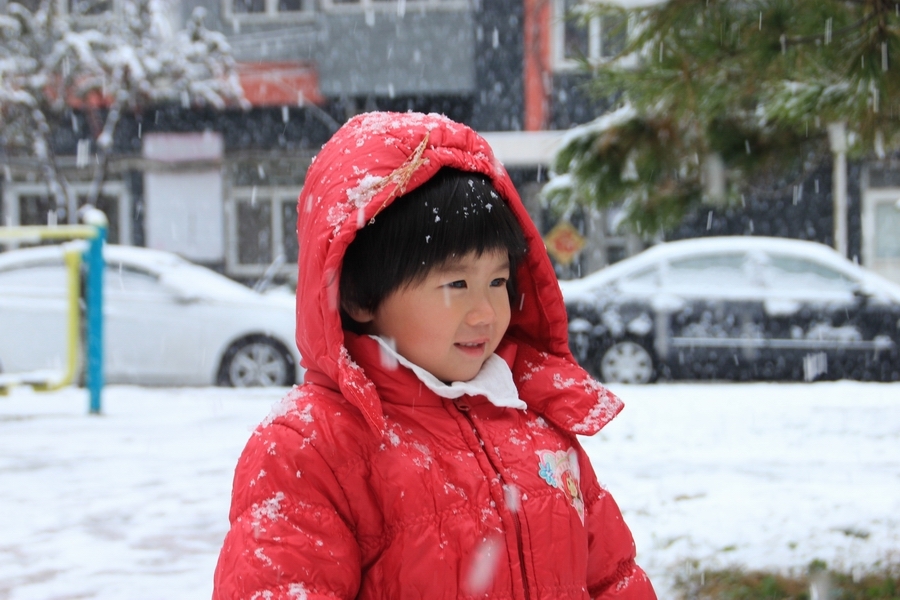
top-left (875, 201), bottom-right (900, 259)
top-left (226, 187), bottom-right (299, 279)
top-left (554, 0), bottom-right (627, 70)
top-left (862, 187), bottom-right (900, 285)
top-left (1, 181), bottom-right (131, 245)
top-left (321, 0), bottom-right (468, 11)
top-left (224, 0), bottom-right (314, 21)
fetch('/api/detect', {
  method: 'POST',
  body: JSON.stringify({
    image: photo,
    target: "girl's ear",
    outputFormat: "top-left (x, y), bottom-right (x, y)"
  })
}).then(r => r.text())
top-left (342, 302), bottom-right (375, 324)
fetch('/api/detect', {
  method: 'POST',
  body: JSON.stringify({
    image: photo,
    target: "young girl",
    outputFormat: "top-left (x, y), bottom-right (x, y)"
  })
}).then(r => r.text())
top-left (213, 112), bottom-right (656, 599)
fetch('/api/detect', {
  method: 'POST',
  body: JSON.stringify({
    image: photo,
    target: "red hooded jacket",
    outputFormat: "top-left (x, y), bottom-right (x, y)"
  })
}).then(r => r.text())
top-left (213, 112), bottom-right (656, 600)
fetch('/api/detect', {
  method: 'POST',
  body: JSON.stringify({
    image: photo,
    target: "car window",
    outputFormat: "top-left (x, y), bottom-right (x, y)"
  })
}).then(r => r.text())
top-left (666, 253), bottom-right (752, 291)
top-left (105, 264), bottom-right (169, 298)
top-left (762, 254), bottom-right (857, 293)
top-left (617, 265), bottom-right (659, 294)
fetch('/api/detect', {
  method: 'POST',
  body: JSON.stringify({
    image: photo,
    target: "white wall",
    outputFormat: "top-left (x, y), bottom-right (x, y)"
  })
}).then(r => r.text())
top-left (143, 132), bottom-right (225, 263)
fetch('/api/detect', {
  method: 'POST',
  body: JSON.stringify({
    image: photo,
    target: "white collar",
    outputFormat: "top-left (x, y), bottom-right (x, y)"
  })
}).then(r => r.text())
top-left (370, 335), bottom-right (526, 410)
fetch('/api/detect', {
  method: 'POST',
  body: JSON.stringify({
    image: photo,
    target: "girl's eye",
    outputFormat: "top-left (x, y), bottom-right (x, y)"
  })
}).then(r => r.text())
top-left (490, 277), bottom-right (508, 287)
top-left (445, 280), bottom-right (467, 289)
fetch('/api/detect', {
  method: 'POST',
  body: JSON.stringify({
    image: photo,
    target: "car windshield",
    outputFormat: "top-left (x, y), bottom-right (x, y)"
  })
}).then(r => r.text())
top-left (665, 253), bottom-right (751, 290)
top-left (617, 265), bottom-right (659, 293)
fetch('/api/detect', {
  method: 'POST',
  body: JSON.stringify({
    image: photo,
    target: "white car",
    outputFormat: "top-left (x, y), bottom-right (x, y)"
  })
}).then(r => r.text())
top-left (0, 244), bottom-right (301, 387)
top-left (560, 236), bottom-right (900, 384)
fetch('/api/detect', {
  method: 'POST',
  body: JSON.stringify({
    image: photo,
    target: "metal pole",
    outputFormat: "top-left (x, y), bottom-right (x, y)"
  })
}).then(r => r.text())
top-left (827, 122), bottom-right (848, 258)
top-left (83, 209), bottom-right (107, 415)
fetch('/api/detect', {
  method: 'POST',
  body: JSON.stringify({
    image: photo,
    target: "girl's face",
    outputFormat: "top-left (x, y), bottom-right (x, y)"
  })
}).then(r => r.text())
top-left (349, 249), bottom-right (511, 383)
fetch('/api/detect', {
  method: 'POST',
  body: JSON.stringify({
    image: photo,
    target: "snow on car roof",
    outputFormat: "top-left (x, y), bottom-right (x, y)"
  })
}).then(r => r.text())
top-left (106, 244), bottom-right (192, 271)
top-left (0, 244), bottom-right (274, 303)
top-left (0, 243), bottom-right (202, 279)
top-left (103, 246), bottom-right (268, 302)
top-left (0, 243), bottom-right (86, 269)
top-left (637, 236), bottom-right (851, 266)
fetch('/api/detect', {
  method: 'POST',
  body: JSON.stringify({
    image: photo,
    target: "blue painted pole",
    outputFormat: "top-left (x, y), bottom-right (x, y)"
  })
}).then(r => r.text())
top-left (84, 212), bottom-right (107, 415)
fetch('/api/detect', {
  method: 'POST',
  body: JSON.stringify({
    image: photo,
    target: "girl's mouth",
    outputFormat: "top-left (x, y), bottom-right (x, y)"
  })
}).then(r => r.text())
top-left (454, 341), bottom-right (486, 356)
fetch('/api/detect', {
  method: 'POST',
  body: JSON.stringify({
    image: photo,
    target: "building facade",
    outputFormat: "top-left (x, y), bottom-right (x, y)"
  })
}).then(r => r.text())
top-left (5, 0), bottom-right (895, 284)
top-left (4, 0), bottom-right (624, 283)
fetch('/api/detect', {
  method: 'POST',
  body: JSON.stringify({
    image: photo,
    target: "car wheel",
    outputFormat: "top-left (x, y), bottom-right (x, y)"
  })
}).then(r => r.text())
top-left (218, 336), bottom-right (295, 387)
top-left (597, 339), bottom-right (656, 384)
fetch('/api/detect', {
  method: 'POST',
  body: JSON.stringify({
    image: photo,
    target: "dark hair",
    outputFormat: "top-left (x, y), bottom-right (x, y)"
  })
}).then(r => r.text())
top-left (340, 168), bottom-right (527, 331)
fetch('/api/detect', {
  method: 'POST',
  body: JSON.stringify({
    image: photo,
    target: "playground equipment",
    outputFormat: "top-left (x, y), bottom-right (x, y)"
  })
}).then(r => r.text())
top-left (0, 208), bottom-right (107, 414)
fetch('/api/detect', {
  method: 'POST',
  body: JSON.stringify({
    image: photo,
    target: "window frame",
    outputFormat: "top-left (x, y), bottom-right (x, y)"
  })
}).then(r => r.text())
top-left (222, 0), bottom-right (316, 24)
top-left (552, 0), bottom-right (628, 71)
top-left (861, 186), bottom-right (900, 286)
top-left (1, 180), bottom-right (132, 246)
top-left (320, 0), bottom-right (469, 13)
top-left (225, 186), bottom-right (300, 279)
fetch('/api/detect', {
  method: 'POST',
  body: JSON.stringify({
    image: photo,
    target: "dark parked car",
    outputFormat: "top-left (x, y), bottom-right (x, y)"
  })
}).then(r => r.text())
top-left (560, 237), bottom-right (900, 383)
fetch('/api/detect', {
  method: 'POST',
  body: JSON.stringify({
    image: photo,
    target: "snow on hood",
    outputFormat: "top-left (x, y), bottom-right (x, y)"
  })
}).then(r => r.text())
top-left (294, 112), bottom-right (577, 432)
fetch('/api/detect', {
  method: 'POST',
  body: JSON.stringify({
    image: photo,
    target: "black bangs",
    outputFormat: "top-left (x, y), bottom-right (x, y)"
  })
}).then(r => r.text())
top-left (340, 168), bottom-right (528, 326)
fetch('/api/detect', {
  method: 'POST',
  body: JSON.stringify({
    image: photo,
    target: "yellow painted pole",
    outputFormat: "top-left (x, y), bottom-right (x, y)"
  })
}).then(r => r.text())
top-left (0, 224), bottom-right (99, 396)
top-left (0, 225), bottom-right (97, 242)
top-left (33, 247), bottom-right (83, 392)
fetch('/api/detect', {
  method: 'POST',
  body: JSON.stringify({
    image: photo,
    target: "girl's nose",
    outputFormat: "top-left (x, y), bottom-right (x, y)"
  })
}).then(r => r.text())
top-left (467, 293), bottom-right (496, 325)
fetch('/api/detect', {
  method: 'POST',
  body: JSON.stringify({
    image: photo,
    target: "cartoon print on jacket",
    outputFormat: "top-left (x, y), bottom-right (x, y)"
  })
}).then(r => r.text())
top-left (213, 112), bottom-right (657, 600)
top-left (537, 447), bottom-right (585, 524)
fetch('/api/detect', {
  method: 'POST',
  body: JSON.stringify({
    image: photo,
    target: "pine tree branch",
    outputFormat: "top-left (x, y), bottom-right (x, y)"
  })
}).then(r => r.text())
top-left (784, 13), bottom-right (877, 46)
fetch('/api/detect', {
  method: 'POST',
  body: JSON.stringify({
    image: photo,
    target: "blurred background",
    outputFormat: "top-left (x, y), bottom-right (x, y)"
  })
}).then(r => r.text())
top-left (6, 0), bottom-right (895, 285)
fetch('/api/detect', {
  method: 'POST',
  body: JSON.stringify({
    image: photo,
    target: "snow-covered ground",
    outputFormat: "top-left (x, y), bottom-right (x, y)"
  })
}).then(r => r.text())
top-left (1, 381), bottom-right (898, 599)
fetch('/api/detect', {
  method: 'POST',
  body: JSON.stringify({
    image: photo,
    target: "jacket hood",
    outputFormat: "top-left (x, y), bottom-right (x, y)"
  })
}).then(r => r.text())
top-left (296, 112), bottom-right (614, 434)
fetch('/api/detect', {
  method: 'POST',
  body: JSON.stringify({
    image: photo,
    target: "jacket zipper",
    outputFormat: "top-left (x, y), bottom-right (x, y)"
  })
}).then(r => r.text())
top-left (455, 399), bottom-right (532, 600)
